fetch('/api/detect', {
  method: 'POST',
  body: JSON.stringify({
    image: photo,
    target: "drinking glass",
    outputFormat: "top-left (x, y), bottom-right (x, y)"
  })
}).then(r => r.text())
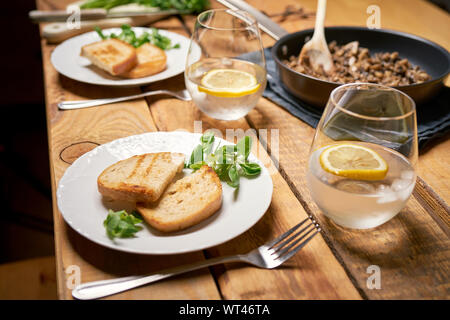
top-left (306, 83), bottom-right (418, 229)
top-left (185, 9), bottom-right (267, 120)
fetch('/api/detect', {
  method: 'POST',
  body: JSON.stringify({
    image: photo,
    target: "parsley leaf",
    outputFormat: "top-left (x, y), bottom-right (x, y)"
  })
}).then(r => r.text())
top-left (95, 24), bottom-right (180, 50)
top-left (103, 209), bottom-right (143, 239)
top-left (187, 132), bottom-right (262, 189)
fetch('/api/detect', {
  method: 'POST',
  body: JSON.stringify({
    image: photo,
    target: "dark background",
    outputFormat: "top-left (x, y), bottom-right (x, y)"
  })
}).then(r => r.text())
top-left (0, 0), bottom-right (53, 265)
top-left (432, 0), bottom-right (450, 11)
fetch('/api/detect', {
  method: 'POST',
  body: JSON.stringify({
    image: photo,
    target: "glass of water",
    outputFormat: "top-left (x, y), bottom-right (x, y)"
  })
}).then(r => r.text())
top-left (306, 83), bottom-right (418, 229)
top-left (185, 9), bottom-right (267, 121)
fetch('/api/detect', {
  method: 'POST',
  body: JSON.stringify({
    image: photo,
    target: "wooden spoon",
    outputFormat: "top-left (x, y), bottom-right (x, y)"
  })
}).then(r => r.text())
top-left (298, 0), bottom-right (334, 74)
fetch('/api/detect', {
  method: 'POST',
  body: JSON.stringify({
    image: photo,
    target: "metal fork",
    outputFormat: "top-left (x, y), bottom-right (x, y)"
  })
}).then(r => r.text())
top-left (72, 216), bottom-right (320, 300)
top-left (58, 89), bottom-right (192, 110)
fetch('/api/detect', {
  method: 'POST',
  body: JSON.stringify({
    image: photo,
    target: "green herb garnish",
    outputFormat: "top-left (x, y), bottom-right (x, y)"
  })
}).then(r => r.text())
top-left (95, 24), bottom-right (180, 50)
top-left (187, 133), bottom-right (262, 188)
top-left (103, 209), bottom-right (143, 239)
top-left (81, 0), bottom-right (209, 14)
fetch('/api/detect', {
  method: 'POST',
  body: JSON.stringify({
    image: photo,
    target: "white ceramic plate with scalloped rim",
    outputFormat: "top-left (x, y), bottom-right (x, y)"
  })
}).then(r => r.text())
top-left (56, 132), bottom-right (273, 254)
top-left (51, 27), bottom-right (201, 86)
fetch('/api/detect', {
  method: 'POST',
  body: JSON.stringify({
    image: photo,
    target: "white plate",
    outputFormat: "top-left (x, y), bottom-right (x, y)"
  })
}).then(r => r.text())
top-left (56, 132), bottom-right (273, 255)
top-left (50, 27), bottom-right (200, 86)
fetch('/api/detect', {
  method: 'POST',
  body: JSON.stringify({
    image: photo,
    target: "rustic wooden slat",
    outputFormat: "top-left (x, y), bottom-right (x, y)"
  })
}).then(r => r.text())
top-left (41, 44), bottom-right (221, 300)
top-left (418, 139), bottom-right (450, 205)
top-left (207, 0), bottom-right (450, 299)
top-left (0, 256), bottom-right (57, 300)
top-left (37, 0), bottom-right (221, 300)
top-left (143, 89), bottom-right (362, 299)
top-left (243, 0), bottom-right (450, 299)
top-left (36, 0), bottom-right (450, 300)
top-left (143, 14), bottom-right (361, 297)
top-left (246, 96), bottom-right (450, 299)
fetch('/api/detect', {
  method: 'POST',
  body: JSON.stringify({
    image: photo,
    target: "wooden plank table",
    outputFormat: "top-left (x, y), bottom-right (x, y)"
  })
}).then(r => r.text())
top-left (37, 0), bottom-right (450, 299)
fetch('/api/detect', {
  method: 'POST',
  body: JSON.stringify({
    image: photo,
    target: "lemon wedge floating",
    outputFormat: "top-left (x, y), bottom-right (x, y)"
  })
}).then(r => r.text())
top-left (319, 144), bottom-right (388, 180)
top-left (198, 69), bottom-right (260, 98)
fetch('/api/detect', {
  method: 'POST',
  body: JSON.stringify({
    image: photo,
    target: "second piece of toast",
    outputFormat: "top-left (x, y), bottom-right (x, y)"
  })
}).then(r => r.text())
top-left (136, 165), bottom-right (223, 232)
top-left (98, 152), bottom-right (185, 203)
top-left (122, 43), bottom-right (167, 79)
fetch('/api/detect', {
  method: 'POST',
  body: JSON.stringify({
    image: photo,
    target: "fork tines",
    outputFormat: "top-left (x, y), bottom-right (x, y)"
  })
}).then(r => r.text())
top-left (268, 216), bottom-right (321, 263)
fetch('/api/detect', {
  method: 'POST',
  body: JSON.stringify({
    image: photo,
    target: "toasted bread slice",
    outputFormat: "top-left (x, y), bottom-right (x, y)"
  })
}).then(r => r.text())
top-left (97, 152), bottom-right (185, 203)
top-left (122, 43), bottom-right (167, 79)
top-left (81, 38), bottom-right (137, 76)
top-left (137, 166), bottom-right (222, 232)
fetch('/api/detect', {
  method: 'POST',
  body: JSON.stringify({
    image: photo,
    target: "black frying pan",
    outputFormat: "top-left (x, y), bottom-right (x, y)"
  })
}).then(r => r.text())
top-left (271, 27), bottom-right (450, 108)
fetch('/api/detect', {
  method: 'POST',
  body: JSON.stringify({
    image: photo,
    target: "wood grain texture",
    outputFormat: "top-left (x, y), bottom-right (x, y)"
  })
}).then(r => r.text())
top-left (144, 80), bottom-right (361, 300)
top-left (0, 256), bottom-right (57, 300)
top-left (216, 0), bottom-right (450, 298)
top-left (37, 0), bottom-right (450, 300)
top-left (245, 0), bottom-right (450, 298)
top-left (38, 0), bottom-right (220, 300)
top-left (246, 96), bottom-right (450, 299)
top-left (41, 49), bottom-right (221, 300)
top-left (143, 10), bottom-right (360, 300)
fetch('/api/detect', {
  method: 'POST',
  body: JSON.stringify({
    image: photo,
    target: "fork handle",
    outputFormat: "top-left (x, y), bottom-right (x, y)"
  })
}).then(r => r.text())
top-left (58, 90), bottom-right (170, 110)
top-left (72, 254), bottom-right (244, 300)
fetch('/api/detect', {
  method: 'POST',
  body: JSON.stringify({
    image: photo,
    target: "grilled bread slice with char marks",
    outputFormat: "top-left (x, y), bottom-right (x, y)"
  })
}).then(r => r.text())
top-left (97, 152), bottom-right (185, 203)
top-left (81, 38), bottom-right (137, 76)
top-left (137, 165), bottom-right (223, 232)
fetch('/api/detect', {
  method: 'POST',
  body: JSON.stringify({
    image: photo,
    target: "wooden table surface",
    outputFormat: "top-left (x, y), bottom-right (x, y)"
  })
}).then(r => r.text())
top-left (37, 0), bottom-right (450, 299)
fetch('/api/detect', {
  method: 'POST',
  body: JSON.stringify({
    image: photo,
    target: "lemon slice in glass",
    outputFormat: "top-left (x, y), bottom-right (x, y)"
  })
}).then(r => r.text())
top-left (319, 144), bottom-right (388, 180)
top-left (198, 69), bottom-right (260, 98)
